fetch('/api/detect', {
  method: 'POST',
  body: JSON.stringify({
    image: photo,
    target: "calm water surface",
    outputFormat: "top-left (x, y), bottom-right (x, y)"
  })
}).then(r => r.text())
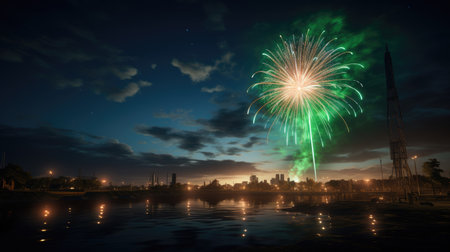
top-left (0, 194), bottom-right (396, 251)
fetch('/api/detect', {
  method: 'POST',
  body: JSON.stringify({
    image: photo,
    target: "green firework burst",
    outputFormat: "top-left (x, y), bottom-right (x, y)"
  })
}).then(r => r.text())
top-left (247, 30), bottom-right (364, 181)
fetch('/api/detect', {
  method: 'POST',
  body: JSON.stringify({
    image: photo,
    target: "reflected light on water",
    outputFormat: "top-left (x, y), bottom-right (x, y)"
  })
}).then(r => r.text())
top-left (186, 200), bottom-right (191, 216)
top-left (40, 208), bottom-right (51, 242)
top-left (369, 214), bottom-right (377, 235)
top-left (145, 200), bottom-right (150, 215)
top-left (316, 212), bottom-right (332, 237)
top-left (66, 207), bottom-right (72, 229)
top-left (240, 199), bottom-right (248, 238)
top-left (97, 204), bottom-right (105, 225)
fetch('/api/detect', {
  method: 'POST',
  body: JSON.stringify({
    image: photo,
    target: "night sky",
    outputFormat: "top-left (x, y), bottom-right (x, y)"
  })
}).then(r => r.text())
top-left (1, 0), bottom-right (449, 184)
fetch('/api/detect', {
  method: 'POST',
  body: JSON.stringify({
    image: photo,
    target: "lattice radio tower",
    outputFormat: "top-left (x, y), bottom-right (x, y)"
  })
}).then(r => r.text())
top-left (385, 46), bottom-right (413, 193)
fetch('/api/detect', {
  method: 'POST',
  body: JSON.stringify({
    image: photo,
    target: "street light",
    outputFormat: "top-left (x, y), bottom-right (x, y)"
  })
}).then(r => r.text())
top-left (48, 170), bottom-right (53, 176)
top-left (411, 155), bottom-right (421, 195)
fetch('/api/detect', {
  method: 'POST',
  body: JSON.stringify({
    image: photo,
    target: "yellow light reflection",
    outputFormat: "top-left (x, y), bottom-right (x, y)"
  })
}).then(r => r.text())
top-left (369, 214), bottom-right (377, 235)
top-left (97, 204), bottom-right (105, 224)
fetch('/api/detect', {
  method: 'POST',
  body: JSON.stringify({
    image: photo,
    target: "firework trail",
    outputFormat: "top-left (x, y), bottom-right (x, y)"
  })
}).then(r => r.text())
top-left (247, 30), bottom-right (364, 181)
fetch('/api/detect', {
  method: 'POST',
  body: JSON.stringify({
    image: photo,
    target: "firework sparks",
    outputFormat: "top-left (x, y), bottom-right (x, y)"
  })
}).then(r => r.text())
top-left (247, 30), bottom-right (364, 180)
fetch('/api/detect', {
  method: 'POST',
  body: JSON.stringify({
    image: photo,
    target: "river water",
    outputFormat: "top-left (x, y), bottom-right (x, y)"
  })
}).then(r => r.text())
top-left (0, 193), bottom-right (447, 251)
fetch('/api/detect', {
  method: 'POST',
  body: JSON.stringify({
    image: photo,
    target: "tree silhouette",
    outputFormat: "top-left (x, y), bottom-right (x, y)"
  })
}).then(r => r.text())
top-left (423, 159), bottom-right (443, 180)
top-left (0, 163), bottom-right (32, 189)
top-left (422, 158), bottom-right (443, 194)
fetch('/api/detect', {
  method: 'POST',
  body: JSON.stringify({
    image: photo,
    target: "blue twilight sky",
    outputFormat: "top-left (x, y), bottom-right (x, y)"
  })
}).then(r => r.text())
top-left (1, 0), bottom-right (449, 184)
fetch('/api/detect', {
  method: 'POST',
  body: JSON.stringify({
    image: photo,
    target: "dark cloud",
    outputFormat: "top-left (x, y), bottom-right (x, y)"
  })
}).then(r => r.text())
top-left (0, 124), bottom-right (134, 175)
top-left (90, 140), bottom-right (134, 158)
top-left (200, 152), bottom-right (216, 158)
top-left (197, 103), bottom-right (263, 138)
top-left (321, 149), bottom-right (385, 164)
top-left (242, 136), bottom-right (263, 148)
top-left (283, 155), bottom-right (294, 162)
top-left (135, 126), bottom-right (214, 152)
top-left (319, 165), bottom-right (391, 180)
top-left (140, 152), bottom-right (192, 166)
top-left (0, 124), bottom-right (260, 182)
top-left (216, 146), bottom-right (247, 156)
top-left (153, 109), bottom-right (196, 126)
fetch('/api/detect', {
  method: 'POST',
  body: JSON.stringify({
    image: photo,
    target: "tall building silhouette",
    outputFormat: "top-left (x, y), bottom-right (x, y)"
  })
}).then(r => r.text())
top-left (151, 172), bottom-right (156, 186)
top-left (171, 173), bottom-right (176, 186)
top-left (385, 46), bottom-right (413, 190)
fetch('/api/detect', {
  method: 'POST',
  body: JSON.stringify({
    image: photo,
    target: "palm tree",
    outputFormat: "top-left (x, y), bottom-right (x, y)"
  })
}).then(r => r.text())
top-left (422, 158), bottom-right (443, 195)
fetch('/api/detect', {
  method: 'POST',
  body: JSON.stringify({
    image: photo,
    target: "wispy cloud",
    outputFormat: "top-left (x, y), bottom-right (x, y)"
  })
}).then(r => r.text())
top-left (0, 26), bottom-right (149, 103)
top-left (103, 80), bottom-right (150, 103)
top-left (55, 78), bottom-right (83, 89)
top-left (171, 59), bottom-right (215, 82)
top-left (105, 83), bottom-right (140, 103)
top-left (171, 52), bottom-right (234, 82)
top-left (201, 85), bottom-right (225, 93)
top-left (110, 66), bottom-right (138, 80)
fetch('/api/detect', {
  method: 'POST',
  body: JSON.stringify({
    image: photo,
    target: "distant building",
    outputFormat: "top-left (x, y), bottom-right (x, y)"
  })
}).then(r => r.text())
top-left (270, 178), bottom-right (276, 185)
top-left (242, 181), bottom-right (248, 185)
top-left (275, 174), bottom-right (280, 182)
top-left (171, 173), bottom-right (176, 186)
top-left (250, 175), bottom-right (258, 183)
top-left (280, 174), bottom-right (285, 182)
top-left (263, 179), bottom-right (267, 184)
top-left (151, 172), bottom-right (156, 186)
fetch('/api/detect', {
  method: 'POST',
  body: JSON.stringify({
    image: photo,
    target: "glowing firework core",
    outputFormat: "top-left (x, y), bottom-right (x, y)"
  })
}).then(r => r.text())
top-left (248, 30), bottom-right (364, 181)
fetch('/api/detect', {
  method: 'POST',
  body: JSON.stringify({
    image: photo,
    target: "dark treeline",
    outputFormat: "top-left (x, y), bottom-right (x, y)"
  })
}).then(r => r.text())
top-left (0, 159), bottom-right (448, 194)
top-left (0, 163), bottom-right (101, 191)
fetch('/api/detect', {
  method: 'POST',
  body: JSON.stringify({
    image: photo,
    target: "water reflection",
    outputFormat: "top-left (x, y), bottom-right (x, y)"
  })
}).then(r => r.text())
top-left (145, 199), bottom-right (150, 215)
top-left (66, 207), bottom-right (72, 229)
top-left (186, 200), bottom-right (191, 216)
top-left (1, 194), bottom-right (416, 251)
top-left (39, 208), bottom-right (50, 242)
top-left (369, 214), bottom-right (377, 236)
top-left (97, 204), bottom-right (105, 225)
top-left (316, 212), bottom-right (332, 237)
top-left (240, 199), bottom-right (247, 238)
